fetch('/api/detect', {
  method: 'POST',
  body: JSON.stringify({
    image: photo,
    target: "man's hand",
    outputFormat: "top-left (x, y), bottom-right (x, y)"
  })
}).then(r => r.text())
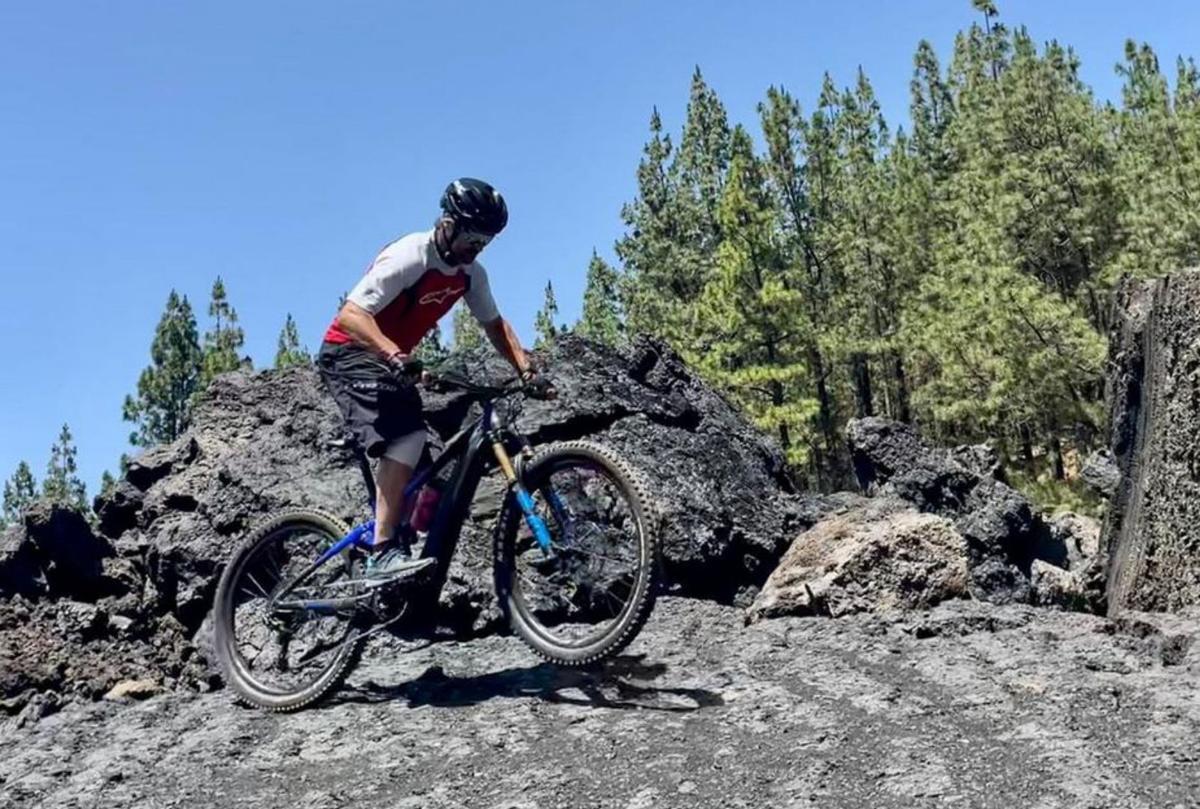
top-left (521, 368), bottom-right (557, 400)
top-left (386, 352), bottom-right (424, 386)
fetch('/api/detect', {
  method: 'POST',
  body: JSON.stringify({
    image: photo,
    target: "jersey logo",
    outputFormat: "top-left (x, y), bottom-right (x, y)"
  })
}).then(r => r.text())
top-left (419, 286), bottom-right (466, 305)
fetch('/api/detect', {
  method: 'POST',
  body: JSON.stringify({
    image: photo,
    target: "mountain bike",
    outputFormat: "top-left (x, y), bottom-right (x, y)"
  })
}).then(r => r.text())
top-left (211, 371), bottom-right (660, 712)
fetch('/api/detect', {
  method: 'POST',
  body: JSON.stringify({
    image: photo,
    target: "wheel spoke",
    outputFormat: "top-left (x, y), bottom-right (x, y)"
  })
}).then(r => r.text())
top-left (238, 585), bottom-right (265, 603)
top-left (245, 571), bottom-right (272, 599)
top-left (554, 544), bottom-right (636, 568)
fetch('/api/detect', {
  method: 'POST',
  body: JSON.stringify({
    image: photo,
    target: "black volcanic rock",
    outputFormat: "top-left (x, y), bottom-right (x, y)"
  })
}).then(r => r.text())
top-left (1102, 269), bottom-right (1200, 614)
top-left (845, 417), bottom-right (1099, 607)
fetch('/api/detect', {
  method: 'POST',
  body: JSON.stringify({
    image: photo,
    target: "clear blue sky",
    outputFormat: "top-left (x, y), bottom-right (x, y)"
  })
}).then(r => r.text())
top-left (2, 1), bottom-right (1197, 496)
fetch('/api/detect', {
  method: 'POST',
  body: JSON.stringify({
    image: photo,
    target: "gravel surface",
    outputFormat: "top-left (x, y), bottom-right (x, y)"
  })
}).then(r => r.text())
top-left (4, 596), bottom-right (1198, 808)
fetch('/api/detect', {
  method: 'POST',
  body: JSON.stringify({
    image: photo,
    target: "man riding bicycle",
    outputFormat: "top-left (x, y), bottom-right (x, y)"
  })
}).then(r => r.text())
top-left (317, 177), bottom-right (551, 584)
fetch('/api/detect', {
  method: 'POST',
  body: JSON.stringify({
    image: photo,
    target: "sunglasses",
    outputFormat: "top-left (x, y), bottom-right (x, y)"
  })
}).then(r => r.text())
top-left (454, 229), bottom-right (493, 250)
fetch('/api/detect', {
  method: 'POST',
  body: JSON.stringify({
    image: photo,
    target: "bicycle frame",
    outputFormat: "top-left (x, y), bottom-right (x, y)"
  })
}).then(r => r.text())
top-left (274, 395), bottom-right (554, 616)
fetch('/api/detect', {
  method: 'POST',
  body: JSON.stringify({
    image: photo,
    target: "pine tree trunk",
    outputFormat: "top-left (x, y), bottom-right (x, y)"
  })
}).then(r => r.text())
top-left (808, 345), bottom-right (837, 478)
top-left (851, 353), bottom-right (874, 418)
top-left (1049, 434), bottom-right (1065, 481)
top-left (761, 336), bottom-right (798, 479)
top-left (1019, 424), bottom-right (1034, 465)
top-left (892, 351), bottom-right (911, 423)
top-left (1103, 269), bottom-right (1200, 615)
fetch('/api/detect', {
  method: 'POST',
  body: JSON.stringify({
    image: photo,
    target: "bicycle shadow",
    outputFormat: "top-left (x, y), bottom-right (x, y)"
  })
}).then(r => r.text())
top-left (337, 654), bottom-right (724, 713)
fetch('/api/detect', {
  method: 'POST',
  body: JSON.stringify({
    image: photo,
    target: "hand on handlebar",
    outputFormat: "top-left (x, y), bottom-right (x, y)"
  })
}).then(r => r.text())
top-left (416, 367), bottom-right (556, 399)
top-left (386, 352), bottom-right (424, 386)
top-left (521, 370), bottom-right (557, 400)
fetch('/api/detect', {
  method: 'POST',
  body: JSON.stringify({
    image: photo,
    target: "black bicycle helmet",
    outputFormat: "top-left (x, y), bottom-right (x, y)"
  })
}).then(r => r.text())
top-left (440, 178), bottom-right (508, 235)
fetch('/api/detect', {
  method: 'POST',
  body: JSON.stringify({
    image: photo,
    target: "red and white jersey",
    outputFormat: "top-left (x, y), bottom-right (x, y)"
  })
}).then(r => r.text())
top-left (323, 230), bottom-right (499, 352)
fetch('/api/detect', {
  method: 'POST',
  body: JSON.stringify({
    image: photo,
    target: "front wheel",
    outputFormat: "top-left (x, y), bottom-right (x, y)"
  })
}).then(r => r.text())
top-left (494, 440), bottom-right (659, 666)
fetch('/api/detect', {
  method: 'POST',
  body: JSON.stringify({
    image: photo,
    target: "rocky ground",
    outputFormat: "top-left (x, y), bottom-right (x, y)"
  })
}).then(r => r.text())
top-left (4, 595), bottom-right (1199, 809)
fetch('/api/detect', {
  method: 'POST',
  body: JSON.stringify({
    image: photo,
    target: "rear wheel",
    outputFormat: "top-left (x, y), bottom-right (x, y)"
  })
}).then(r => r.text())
top-left (212, 509), bottom-right (366, 712)
top-left (494, 441), bottom-right (659, 666)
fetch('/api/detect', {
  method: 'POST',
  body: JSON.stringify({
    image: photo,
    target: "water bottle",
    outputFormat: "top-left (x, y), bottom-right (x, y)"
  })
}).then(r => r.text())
top-left (409, 485), bottom-right (441, 533)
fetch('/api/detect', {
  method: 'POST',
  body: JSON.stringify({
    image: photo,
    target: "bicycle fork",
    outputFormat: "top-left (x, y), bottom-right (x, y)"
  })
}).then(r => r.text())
top-left (491, 439), bottom-right (555, 553)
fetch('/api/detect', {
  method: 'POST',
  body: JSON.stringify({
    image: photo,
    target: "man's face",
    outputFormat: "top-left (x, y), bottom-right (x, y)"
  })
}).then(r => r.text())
top-left (444, 220), bottom-right (493, 265)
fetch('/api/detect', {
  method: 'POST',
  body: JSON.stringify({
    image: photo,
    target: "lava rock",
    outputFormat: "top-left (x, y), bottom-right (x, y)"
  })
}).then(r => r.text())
top-left (1102, 269), bottom-right (1200, 614)
top-left (1031, 560), bottom-right (1088, 611)
top-left (103, 679), bottom-right (161, 701)
top-left (845, 417), bottom-right (1069, 605)
top-left (24, 501), bottom-right (117, 600)
top-left (92, 480), bottom-right (145, 540)
top-left (0, 523), bottom-right (44, 599)
top-left (0, 596), bottom-right (208, 707)
top-left (747, 501), bottom-right (971, 622)
top-left (1, 502), bottom-right (128, 602)
top-left (1048, 512), bottom-right (1101, 572)
top-left (1080, 450), bottom-right (1119, 499)
top-left (9, 690), bottom-right (60, 730)
top-left (54, 601), bottom-right (108, 641)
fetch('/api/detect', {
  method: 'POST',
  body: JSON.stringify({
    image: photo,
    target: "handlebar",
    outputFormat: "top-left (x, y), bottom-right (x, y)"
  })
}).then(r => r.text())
top-left (425, 370), bottom-right (557, 402)
top-left (423, 371), bottom-right (525, 400)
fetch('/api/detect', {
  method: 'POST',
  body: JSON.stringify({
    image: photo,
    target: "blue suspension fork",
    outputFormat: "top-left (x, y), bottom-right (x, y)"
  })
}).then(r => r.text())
top-left (491, 437), bottom-right (554, 553)
top-left (542, 488), bottom-right (572, 532)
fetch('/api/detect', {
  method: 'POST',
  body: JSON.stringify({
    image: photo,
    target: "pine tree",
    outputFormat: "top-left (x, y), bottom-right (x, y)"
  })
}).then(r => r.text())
top-left (450, 303), bottom-right (486, 352)
top-left (598, 8), bottom-right (1200, 503)
top-left (618, 71), bottom-right (732, 346)
top-left (910, 40), bottom-right (955, 175)
top-left (677, 67), bottom-right (733, 255)
top-left (534, 281), bottom-right (562, 349)
top-left (1111, 41), bottom-right (1200, 281)
top-left (2, 461), bottom-right (37, 526)
top-left (200, 276), bottom-right (247, 387)
top-left (123, 290), bottom-right (203, 447)
top-left (904, 21), bottom-right (1109, 462)
top-left (99, 470), bottom-right (117, 499)
top-left (576, 251), bottom-right (624, 345)
top-left (274, 313), bottom-right (311, 369)
top-left (693, 126), bottom-right (818, 466)
top-left (42, 423), bottom-right (88, 512)
top-left (758, 84), bottom-right (842, 478)
top-left (413, 323), bottom-right (450, 365)
top-left (616, 107), bottom-right (688, 338)
top-left (830, 68), bottom-right (899, 420)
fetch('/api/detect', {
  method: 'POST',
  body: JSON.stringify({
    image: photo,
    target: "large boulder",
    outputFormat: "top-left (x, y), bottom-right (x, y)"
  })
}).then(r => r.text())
top-left (1102, 269), bottom-right (1200, 615)
top-left (0, 501), bottom-right (124, 602)
top-left (747, 500), bottom-right (971, 622)
top-left (93, 335), bottom-right (832, 636)
top-left (845, 417), bottom-right (1099, 608)
top-left (0, 524), bottom-right (42, 599)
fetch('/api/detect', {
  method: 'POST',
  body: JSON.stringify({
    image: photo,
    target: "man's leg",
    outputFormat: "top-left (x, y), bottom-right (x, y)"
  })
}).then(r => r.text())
top-left (374, 428), bottom-right (426, 543)
top-left (360, 430), bottom-right (435, 581)
top-left (374, 456), bottom-right (413, 546)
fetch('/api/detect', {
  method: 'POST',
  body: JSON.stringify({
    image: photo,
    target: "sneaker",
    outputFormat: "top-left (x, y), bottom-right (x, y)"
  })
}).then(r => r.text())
top-left (360, 544), bottom-right (436, 583)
